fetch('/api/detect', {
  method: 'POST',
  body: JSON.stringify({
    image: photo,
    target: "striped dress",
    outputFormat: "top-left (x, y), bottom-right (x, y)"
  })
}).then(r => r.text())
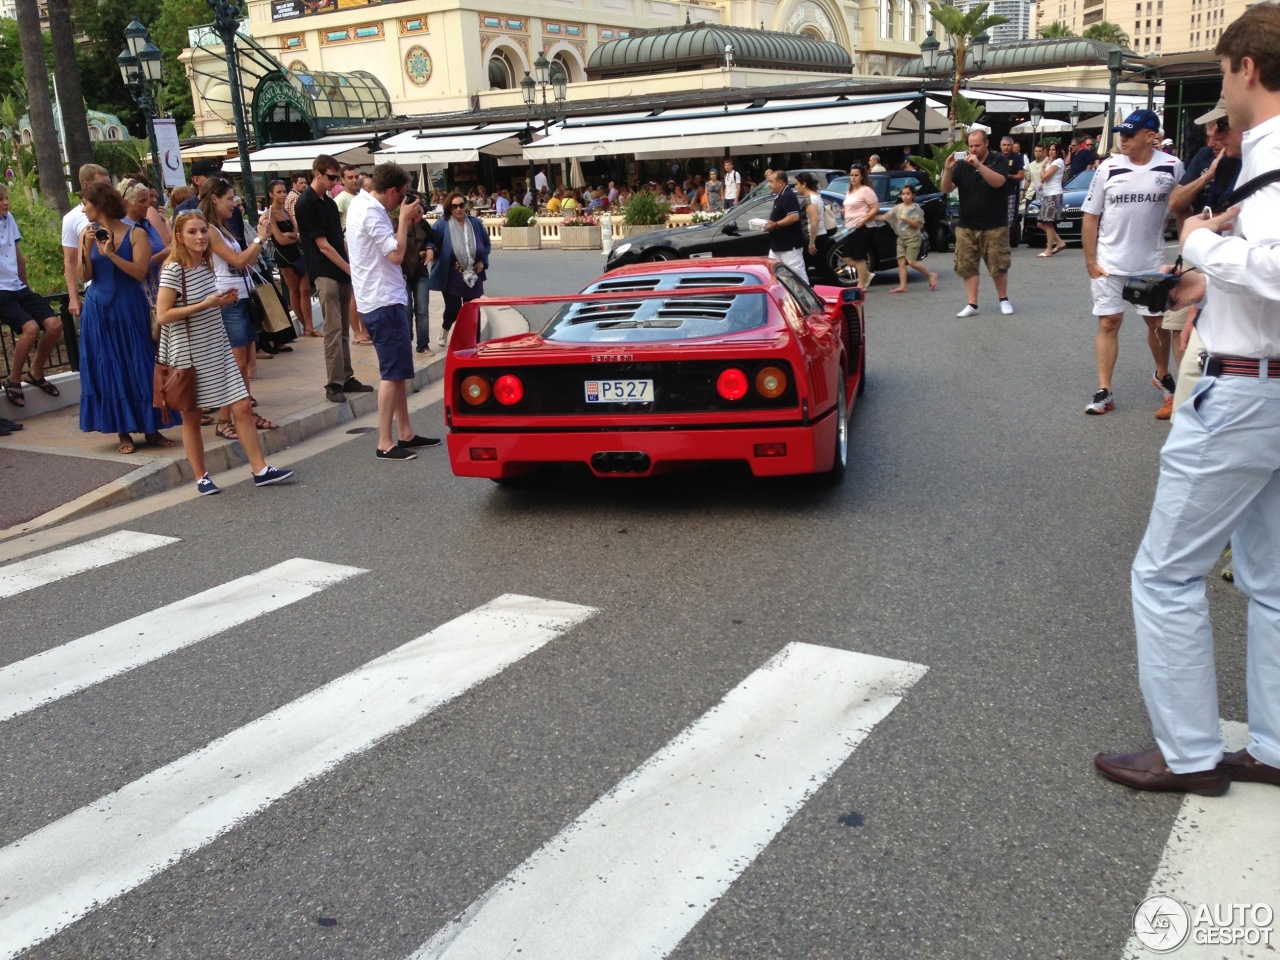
top-left (157, 262), bottom-right (247, 408)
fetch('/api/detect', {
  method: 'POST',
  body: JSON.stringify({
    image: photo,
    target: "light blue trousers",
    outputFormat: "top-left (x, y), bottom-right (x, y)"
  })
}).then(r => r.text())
top-left (1132, 374), bottom-right (1280, 774)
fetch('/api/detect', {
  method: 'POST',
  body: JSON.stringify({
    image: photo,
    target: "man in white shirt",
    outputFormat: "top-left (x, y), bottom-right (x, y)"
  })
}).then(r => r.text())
top-left (61, 163), bottom-right (110, 320)
top-left (1095, 3), bottom-right (1280, 794)
top-left (868, 154), bottom-right (887, 173)
top-left (1, 183), bottom-right (62, 412)
top-left (1080, 110), bottom-right (1184, 415)
top-left (345, 162), bottom-right (439, 459)
top-left (722, 158), bottom-right (741, 209)
top-left (534, 166), bottom-right (549, 194)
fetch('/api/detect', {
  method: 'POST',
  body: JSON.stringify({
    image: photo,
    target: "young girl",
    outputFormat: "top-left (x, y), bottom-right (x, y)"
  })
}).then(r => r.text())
top-left (875, 184), bottom-right (939, 293)
top-left (157, 212), bottom-right (294, 494)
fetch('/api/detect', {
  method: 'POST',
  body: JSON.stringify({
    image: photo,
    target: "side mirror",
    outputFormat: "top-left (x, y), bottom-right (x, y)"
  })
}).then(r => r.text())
top-left (721, 222), bottom-right (739, 236)
top-left (841, 288), bottom-right (864, 305)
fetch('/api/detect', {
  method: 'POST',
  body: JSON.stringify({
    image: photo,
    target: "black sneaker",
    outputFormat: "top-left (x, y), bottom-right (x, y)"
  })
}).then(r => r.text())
top-left (0, 417), bottom-right (21, 431)
top-left (377, 446), bottom-right (417, 461)
top-left (1152, 372), bottom-right (1176, 398)
top-left (1084, 388), bottom-right (1115, 415)
top-left (398, 434), bottom-right (441, 449)
top-left (343, 377), bottom-right (375, 394)
top-left (325, 385), bottom-right (347, 403)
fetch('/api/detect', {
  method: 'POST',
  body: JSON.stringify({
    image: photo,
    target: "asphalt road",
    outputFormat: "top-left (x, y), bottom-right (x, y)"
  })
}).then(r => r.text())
top-left (0, 243), bottom-right (1258, 960)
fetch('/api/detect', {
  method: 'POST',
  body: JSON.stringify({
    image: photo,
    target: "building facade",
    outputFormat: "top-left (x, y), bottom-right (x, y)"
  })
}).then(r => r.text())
top-left (956, 0), bottom-right (1035, 43)
top-left (1036, 0), bottom-right (1246, 55)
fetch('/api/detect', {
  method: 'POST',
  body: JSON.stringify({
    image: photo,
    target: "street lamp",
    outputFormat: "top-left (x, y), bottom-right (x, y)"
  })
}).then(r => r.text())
top-left (1105, 48), bottom-right (1125, 154)
top-left (117, 19), bottom-right (164, 187)
top-left (1069, 101), bottom-right (1081, 131)
top-left (522, 51), bottom-right (567, 133)
top-left (207, 0), bottom-right (258, 205)
top-left (916, 30), bottom-right (942, 156)
top-left (1030, 104), bottom-right (1042, 149)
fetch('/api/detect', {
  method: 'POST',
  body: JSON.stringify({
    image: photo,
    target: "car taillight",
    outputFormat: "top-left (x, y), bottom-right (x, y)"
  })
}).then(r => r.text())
top-left (716, 367), bottom-right (748, 401)
top-left (755, 366), bottom-right (788, 399)
top-left (494, 374), bottom-right (525, 406)
top-left (461, 375), bottom-right (491, 406)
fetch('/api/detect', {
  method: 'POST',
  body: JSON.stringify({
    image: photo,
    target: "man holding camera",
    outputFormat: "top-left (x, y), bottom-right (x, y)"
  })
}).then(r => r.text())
top-left (1080, 110), bottom-right (1183, 416)
top-left (345, 162), bottom-right (439, 460)
top-left (1095, 4), bottom-right (1280, 795)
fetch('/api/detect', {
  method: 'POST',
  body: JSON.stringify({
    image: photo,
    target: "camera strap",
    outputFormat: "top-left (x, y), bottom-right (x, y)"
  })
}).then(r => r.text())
top-left (1213, 169), bottom-right (1280, 213)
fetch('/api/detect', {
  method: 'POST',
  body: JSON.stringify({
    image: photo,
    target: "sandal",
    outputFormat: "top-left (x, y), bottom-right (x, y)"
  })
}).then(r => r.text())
top-left (200, 413), bottom-right (215, 426)
top-left (144, 432), bottom-right (175, 447)
top-left (304, 330), bottom-right (323, 337)
top-left (117, 433), bottom-right (136, 455)
top-left (23, 372), bottom-right (60, 397)
top-left (215, 419), bottom-right (239, 441)
top-left (253, 414), bottom-right (279, 430)
top-left (249, 395), bottom-right (258, 407)
top-left (354, 337), bottom-right (373, 345)
top-left (3, 380), bottom-right (23, 407)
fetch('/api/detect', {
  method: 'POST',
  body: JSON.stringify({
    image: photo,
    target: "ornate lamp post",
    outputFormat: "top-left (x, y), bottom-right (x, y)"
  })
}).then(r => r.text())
top-left (1030, 104), bottom-right (1043, 149)
top-left (917, 30), bottom-right (941, 156)
top-left (117, 18), bottom-right (164, 184)
top-left (520, 51), bottom-right (567, 133)
top-left (207, 0), bottom-right (257, 201)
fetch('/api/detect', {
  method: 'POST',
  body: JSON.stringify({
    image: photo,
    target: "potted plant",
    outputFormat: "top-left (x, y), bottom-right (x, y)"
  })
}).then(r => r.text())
top-left (502, 204), bottom-right (540, 250)
top-left (618, 190), bottom-right (671, 238)
top-left (560, 212), bottom-right (601, 250)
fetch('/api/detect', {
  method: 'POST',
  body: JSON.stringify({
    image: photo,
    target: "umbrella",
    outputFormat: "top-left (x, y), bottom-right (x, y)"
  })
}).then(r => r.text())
top-left (569, 156), bottom-right (586, 191)
top-left (1010, 117), bottom-right (1073, 134)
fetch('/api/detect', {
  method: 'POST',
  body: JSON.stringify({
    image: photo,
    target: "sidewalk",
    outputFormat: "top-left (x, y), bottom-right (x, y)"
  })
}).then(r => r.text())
top-left (0, 332), bottom-right (446, 538)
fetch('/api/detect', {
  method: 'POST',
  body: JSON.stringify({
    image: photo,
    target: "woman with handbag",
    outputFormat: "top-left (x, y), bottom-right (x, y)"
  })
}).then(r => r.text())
top-left (157, 212), bottom-right (294, 495)
top-left (427, 190), bottom-right (491, 347)
top-left (198, 177), bottom-right (279, 438)
top-left (263, 179), bottom-right (317, 336)
top-left (77, 181), bottom-right (176, 454)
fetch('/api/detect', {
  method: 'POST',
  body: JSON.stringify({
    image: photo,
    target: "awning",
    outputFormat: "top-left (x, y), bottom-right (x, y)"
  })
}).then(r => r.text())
top-left (376, 125), bottom-right (549, 166)
top-left (181, 140), bottom-right (238, 161)
top-left (523, 97), bottom-right (948, 161)
top-left (222, 138), bottom-right (372, 174)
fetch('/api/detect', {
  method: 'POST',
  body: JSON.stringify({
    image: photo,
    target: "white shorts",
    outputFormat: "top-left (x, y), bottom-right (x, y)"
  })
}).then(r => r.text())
top-left (1091, 274), bottom-right (1162, 319)
top-left (769, 247), bottom-right (806, 277)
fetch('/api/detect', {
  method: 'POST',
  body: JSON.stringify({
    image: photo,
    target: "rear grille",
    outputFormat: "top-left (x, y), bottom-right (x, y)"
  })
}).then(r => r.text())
top-left (454, 361), bottom-right (797, 415)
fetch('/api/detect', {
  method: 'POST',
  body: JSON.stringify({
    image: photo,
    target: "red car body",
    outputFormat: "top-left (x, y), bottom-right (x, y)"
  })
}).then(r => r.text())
top-left (443, 258), bottom-right (865, 481)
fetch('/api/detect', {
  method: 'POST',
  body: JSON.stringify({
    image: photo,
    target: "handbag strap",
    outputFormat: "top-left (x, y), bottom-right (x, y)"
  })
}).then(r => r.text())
top-left (1215, 169), bottom-right (1280, 214)
top-left (172, 266), bottom-right (194, 368)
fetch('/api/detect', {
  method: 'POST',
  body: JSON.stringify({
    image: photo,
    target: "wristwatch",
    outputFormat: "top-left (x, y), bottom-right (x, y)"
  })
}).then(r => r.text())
top-left (251, 237), bottom-right (263, 245)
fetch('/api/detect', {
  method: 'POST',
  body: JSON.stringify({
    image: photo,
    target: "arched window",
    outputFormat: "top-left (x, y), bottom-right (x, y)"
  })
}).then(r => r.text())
top-left (552, 52), bottom-right (574, 84)
top-left (880, 0), bottom-right (894, 38)
top-left (908, 0), bottom-right (919, 41)
top-left (488, 50), bottom-right (515, 89)
top-left (107, 126), bottom-right (120, 140)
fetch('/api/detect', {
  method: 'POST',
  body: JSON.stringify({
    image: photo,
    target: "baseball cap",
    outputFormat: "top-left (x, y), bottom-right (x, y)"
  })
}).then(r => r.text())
top-left (1112, 109), bottom-right (1162, 136)
top-left (191, 158), bottom-right (223, 178)
top-left (1194, 98), bottom-right (1227, 126)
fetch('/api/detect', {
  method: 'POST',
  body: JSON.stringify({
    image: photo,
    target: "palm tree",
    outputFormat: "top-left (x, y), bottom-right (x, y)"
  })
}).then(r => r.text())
top-left (14, 0), bottom-right (69, 214)
top-left (928, 1), bottom-right (1010, 139)
top-left (46, 0), bottom-right (94, 179)
top-left (1039, 21), bottom-right (1075, 37)
top-left (1083, 22), bottom-right (1131, 46)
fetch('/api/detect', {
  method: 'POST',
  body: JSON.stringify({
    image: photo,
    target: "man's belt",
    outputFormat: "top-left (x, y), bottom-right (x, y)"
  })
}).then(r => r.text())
top-left (1201, 354), bottom-right (1280, 379)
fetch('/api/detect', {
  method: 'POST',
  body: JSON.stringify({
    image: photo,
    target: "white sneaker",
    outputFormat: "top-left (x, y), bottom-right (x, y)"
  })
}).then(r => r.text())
top-left (1000, 300), bottom-right (1015, 315)
top-left (956, 304), bottom-right (980, 318)
top-left (437, 330), bottom-right (447, 347)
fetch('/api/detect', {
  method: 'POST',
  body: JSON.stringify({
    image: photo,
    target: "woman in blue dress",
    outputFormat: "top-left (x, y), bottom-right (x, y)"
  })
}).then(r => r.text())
top-left (77, 181), bottom-right (175, 454)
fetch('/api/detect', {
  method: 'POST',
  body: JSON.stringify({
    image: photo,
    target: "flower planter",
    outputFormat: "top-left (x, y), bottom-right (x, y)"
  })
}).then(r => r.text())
top-left (560, 225), bottom-right (602, 250)
top-left (501, 225), bottom-right (541, 250)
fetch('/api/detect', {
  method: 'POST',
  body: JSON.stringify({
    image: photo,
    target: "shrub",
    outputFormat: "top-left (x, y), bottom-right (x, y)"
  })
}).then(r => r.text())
top-left (505, 205), bottom-right (537, 227)
top-left (6, 184), bottom-right (65, 295)
top-left (621, 191), bottom-right (671, 226)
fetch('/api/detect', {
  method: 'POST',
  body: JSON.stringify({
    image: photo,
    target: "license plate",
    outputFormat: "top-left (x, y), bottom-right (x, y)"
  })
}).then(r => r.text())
top-left (1058, 221), bottom-right (1074, 229)
top-left (585, 379), bottom-right (654, 403)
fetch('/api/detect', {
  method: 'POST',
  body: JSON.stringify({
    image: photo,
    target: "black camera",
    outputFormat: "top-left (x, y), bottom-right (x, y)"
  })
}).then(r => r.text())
top-left (403, 189), bottom-right (420, 205)
top-left (1122, 272), bottom-right (1180, 314)
top-left (93, 223), bottom-right (110, 243)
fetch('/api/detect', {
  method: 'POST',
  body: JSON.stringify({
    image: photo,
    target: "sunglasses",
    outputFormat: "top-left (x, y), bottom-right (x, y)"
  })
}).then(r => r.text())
top-left (319, 171), bottom-right (339, 181)
top-left (451, 202), bottom-right (466, 209)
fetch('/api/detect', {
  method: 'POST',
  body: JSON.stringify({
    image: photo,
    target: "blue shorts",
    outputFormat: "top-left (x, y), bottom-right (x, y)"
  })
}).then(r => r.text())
top-left (220, 298), bottom-right (255, 348)
top-left (364, 302), bottom-right (414, 382)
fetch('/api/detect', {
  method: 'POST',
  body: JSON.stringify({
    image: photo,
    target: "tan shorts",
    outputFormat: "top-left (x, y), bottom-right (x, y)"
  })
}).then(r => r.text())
top-left (1161, 305), bottom-right (1190, 331)
top-left (897, 236), bottom-right (922, 261)
top-left (954, 226), bottom-right (1011, 279)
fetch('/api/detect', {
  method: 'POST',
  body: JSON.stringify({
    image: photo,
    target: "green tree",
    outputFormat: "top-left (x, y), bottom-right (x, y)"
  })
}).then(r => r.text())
top-left (69, 0), bottom-right (164, 132)
top-left (15, 0), bottom-right (69, 213)
top-left (928, 1), bottom-right (1010, 139)
top-left (1039, 21), bottom-right (1076, 37)
top-left (152, 0), bottom-right (210, 131)
top-left (1083, 22), bottom-right (1131, 46)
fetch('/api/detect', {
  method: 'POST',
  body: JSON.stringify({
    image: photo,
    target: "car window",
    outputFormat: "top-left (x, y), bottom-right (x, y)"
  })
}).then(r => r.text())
top-left (1066, 170), bottom-right (1095, 191)
top-left (774, 264), bottom-right (824, 315)
top-left (724, 196), bottom-right (773, 232)
top-left (542, 291), bottom-right (771, 343)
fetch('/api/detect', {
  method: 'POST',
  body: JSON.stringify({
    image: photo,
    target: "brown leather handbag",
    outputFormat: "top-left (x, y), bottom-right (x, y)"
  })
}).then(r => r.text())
top-left (153, 267), bottom-right (199, 417)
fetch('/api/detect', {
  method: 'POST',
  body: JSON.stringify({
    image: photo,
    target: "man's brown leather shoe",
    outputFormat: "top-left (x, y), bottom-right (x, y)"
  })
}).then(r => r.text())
top-left (1224, 749), bottom-right (1280, 786)
top-left (1094, 746), bottom-right (1230, 796)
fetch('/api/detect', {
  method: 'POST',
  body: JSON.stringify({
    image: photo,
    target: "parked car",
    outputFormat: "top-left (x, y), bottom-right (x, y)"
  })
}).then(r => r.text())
top-left (443, 259), bottom-right (866, 483)
top-left (1023, 169), bottom-right (1096, 248)
top-left (826, 170), bottom-right (949, 253)
top-left (606, 189), bottom-right (916, 287)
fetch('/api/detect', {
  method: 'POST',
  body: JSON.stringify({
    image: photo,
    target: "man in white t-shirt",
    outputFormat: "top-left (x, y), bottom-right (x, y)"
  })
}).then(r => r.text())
top-left (61, 163), bottom-right (110, 319)
top-left (722, 158), bottom-right (741, 209)
top-left (1081, 110), bottom-right (1184, 416)
top-left (345, 162), bottom-right (439, 460)
top-left (534, 166), bottom-right (549, 193)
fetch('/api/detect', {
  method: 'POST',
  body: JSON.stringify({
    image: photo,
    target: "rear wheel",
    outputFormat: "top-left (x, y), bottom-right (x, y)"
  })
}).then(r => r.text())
top-left (823, 245), bottom-right (859, 287)
top-left (821, 379), bottom-right (848, 485)
top-left (644, 248), bottom-right (679, 262)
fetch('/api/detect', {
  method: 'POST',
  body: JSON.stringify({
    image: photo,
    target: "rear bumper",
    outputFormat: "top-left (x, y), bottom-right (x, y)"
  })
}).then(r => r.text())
top-left (448, 415), bottom-right (837, 479)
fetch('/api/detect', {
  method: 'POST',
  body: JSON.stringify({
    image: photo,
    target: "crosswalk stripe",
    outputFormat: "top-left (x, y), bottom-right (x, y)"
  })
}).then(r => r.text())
top-left (0, 530), bottom-right (179, 600)
top-left (0, 558), bottom-right (366, 724)
top-left (1121, 720), bottom-right (1280, 959)
top-left (410, 641), bottom-right (928, 960)
top-left (0, 593), bottom-right (595, 960)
